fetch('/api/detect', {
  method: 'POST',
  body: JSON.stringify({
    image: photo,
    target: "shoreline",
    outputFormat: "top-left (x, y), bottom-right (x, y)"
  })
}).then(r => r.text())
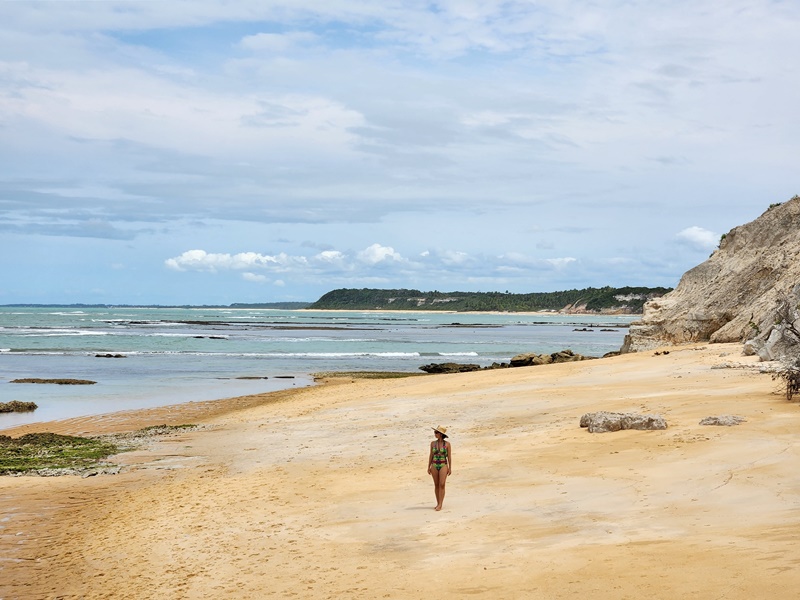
top-left (3, 343), bottom-right (799, 599)
top-left (300, 307), bottom-right (641, 318)
top-left (0, 380), bottom-right (320, 438)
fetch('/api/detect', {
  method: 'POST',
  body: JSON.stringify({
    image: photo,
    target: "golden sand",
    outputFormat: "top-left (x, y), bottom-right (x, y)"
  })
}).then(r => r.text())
top-left (2, 343), bottom-right (799, 599)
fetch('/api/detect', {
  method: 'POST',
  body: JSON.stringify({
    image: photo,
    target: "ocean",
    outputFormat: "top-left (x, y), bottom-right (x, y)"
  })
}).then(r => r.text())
top-left (0, 307), bottom-right (633, 430)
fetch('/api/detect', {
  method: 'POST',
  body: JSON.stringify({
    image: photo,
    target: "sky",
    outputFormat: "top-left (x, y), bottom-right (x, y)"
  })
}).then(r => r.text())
top-left (0, 1), bottom-right (798, 305)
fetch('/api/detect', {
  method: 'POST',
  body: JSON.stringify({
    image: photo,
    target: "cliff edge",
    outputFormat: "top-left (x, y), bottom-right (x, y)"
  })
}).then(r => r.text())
top-left (622, 195), bottom-right (800, 360)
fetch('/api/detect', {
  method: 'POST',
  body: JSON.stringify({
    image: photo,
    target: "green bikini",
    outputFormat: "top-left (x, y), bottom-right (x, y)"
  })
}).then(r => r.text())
top-left (432, 442), bottom-right (448, 471)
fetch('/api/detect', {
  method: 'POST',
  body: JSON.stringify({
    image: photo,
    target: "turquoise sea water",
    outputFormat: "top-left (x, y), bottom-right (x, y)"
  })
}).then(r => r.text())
top-left (0, 307), bottom-right (633, 430)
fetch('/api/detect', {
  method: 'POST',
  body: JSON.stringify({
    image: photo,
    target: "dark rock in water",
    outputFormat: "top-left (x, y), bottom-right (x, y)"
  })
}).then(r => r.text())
top-left (573, 327), bottom-right (593, 332)
top-left (699, 415), bottom-right (747, 426)
top-left (0, 400), bottom-right (38, 413)
top-left (96, 353), bottom-right (126, 358)
top-left (419, 362), bottom-right (481, 374)
top-left (580, 411), bottom-right (668, 433)
top-left (10, 378), bottom-right (97, 385)
top-left (236, 376), bottom-right (269, 380)
top-left (509, 349), bottom-right (590, 367)
top-left (420, 350), bottom-right (593, 373)
top-left (274, 375), bottom-right (295, 379)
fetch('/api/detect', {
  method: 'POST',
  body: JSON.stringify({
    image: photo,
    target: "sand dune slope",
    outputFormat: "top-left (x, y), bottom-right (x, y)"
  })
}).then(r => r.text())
top-left (2, 343), bottom-right (799, 599)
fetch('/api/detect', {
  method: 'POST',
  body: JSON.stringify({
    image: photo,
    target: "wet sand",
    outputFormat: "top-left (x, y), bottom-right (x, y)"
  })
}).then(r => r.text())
top-left (2, 343), bottom-right (799, 599)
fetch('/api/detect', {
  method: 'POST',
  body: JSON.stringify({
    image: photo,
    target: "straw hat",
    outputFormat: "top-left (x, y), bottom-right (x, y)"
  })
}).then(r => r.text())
top-left (432, 425), bottom-right (448, 438)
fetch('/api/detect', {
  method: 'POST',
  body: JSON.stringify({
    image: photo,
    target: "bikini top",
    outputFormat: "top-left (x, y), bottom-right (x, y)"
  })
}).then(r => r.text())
top-left (432, 442), bottom-right (448, 461)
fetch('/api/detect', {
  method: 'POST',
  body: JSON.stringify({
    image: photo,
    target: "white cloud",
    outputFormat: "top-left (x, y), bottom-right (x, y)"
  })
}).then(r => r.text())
top-left (675, 226), bottom-right (719, 251)
top-left (164, 250), bottom-right (306, 272)
top-left (357, 243), bottom-right (403, 265)
top-left (242, 272), bottom-right (268, 283)
top-left (314, 250), bottom-right (346, 263)
top-left (545, 257), bottom-right (577, 268)
top-left (439, 250), bottom-right (470, 265)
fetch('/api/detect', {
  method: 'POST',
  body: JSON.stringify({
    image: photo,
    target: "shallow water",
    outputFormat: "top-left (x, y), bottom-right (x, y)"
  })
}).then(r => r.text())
top-left (0, 307), bottom-right (632, 430)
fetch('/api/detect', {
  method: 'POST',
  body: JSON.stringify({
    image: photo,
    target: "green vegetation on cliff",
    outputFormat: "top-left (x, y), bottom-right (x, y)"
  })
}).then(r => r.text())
top-left (309, 286), bottom-right (671, 313)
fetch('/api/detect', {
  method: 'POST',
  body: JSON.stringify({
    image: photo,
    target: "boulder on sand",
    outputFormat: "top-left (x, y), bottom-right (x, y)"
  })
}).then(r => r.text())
top-left (580, 411), bottom-right (668, 433)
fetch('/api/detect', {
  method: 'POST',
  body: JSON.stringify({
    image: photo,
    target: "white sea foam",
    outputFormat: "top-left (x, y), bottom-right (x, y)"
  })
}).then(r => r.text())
top-left (21, 330), bottom-right (110, 337)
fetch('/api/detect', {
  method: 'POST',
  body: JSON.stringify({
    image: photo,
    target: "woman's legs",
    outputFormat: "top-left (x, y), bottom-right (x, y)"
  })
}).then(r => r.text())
top-left (431, 466), bottom-right (448, 510)
top-left (431, 467), bottom-right (441, 508)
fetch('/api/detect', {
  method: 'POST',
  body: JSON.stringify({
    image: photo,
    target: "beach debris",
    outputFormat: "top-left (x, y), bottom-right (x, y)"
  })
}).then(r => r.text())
top-left (699, 415), bottom-right (747, 426)
top-left (580, 411), bottom-right (668, 433)
top-left (10, 378), bottom-right (97, 385)
top-left (0, 400), bottom-right (38, 413)
top-left (771, 358), bottom-right (800, 401)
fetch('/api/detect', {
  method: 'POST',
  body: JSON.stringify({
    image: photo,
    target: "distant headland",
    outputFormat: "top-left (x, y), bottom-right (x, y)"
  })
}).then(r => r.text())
top-left (1, 286), bottom-right (673, 314)
top-left (0, 302), bottom-right (313, 310)
top-left (308, 286), bottom-right (670, 313)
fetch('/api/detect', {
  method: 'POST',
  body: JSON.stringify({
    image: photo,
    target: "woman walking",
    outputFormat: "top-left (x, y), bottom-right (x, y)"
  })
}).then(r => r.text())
top-left (427, 426), bottom-right (452, 511)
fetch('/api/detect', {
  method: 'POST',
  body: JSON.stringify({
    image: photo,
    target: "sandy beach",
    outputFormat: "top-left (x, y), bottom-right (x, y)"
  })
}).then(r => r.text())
top-left (2, 342), bottom-right (799, 599)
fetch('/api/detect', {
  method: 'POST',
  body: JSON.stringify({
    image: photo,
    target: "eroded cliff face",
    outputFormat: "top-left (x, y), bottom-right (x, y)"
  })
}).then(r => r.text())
top-left (622, 196), bottom-right (800, 357)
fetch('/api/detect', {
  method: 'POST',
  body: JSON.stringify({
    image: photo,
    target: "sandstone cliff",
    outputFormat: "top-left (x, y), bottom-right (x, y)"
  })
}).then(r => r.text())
top-left (622, 195), bottom-right (800, 360)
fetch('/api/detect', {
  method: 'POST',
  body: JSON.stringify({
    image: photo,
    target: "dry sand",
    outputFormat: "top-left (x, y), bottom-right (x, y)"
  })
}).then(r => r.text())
top-left (2, 343), bottom-right (799, 599)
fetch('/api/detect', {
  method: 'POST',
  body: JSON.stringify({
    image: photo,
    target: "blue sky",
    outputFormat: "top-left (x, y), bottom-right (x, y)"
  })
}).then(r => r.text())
top-left (0, 1), bottom-right (797, 304)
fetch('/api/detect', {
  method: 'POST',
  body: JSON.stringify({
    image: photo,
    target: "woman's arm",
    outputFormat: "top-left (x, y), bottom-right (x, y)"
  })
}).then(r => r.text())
top-left (447, 441), bottom-right (452, 474)
top-left (427, 442), bottom-right (434, 473)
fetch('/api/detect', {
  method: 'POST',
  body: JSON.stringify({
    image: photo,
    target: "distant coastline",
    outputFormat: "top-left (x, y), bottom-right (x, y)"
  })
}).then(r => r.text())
top-left (0, 302), bottom-right (313, 310)
top-left (2, 284), bottom-right (670, 315)
top-left (309, 286), bottom-right (671, 314)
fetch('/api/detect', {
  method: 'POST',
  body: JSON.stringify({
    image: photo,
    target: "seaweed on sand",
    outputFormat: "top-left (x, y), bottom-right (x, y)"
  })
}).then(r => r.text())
top-left (0, 433), bottom-right (119, 475)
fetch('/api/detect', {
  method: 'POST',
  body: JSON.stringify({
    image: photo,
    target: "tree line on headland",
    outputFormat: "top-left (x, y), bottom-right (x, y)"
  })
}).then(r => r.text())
top-left (309, 286), bottom-right (672, 313)
top-left (3, 286), bottom-right (672, 313)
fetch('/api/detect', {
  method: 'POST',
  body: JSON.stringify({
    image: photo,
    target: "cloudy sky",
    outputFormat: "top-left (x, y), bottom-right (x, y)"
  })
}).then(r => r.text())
top-left (1, 1), bottom-right (797, 305)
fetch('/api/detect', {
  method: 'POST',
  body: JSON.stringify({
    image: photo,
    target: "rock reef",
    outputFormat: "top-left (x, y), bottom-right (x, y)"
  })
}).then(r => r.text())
top-left (419, 349), bottom-right (592, 373)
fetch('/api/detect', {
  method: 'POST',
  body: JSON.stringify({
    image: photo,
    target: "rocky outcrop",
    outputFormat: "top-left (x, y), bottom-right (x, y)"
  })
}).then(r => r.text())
top-left (10, 378), bottom-right (97, 385)
top-left (622, 196), bottom-right (800, 356)
top-left (699, 415), bottom-right (747, 426)
top-left (419, 349), bottom-right (592, 373)
top-left (742, 284), bottom-right (800, 361)
top-left (509, 349), bottom-right (590, 367)
top-left (419, 362), bottom-right (482, 374)
top-left (579, 411), bottom-right (668, 433)
top-left (0, 401), bottom-right (38, 413)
